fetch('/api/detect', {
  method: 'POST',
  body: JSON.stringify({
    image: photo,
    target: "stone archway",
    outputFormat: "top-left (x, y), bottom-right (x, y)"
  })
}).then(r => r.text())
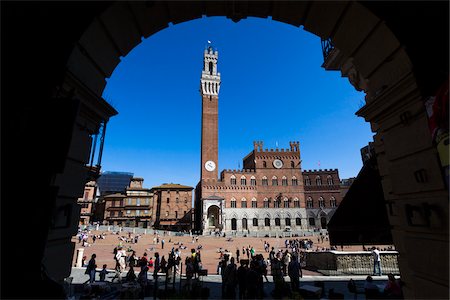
top-left (207, 205), bottom-right (220, 229)
top-left (3, 2), bottom-right (447, 299)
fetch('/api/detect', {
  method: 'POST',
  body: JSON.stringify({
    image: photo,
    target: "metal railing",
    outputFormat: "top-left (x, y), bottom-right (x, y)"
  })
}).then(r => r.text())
top-left (321, 38), bottom-right (335, 62)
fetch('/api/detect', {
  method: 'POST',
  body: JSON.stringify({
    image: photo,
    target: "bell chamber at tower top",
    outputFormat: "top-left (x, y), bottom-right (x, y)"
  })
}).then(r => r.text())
top-left (201, 45), bottom-right (221, 96)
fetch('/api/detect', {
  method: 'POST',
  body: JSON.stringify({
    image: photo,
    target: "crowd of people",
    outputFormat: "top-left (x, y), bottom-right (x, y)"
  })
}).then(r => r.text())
top-left (79, 226), bottom-right (402, 299)
top-left (216, 240), bottom-right (306, 299)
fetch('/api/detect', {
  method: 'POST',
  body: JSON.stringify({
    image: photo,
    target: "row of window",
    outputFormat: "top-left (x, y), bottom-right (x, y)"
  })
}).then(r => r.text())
top-left (166, 197), bottom-right (189, 204)
top-left (111, 198), bottom-right (152, 207)
top-left (304, 176), bottom-right (334, 186)
top-left (306, 197), bottom-right (337, 208)
top-left (228, 175), bottom-right (335, 187)
top-left (230, 176), bottom-right (299, 186)
top-left (110, 209), bottom-right (149, 217)
top-left (229, 217), bottom-right (323, 229)
top-left (164, 210), bottom-right (187, 218)
top-left (228, 196), bottom-right (337, 208)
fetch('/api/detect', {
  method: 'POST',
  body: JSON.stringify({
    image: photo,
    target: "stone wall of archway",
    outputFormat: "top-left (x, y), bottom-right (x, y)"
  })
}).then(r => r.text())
top-left (55, 3), bottom-right (447, 298)
top-left (3, 2), bottom-right (446, 298)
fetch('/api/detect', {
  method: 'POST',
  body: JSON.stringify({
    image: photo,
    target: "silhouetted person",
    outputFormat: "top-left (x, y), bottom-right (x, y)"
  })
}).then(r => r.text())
top-left (223, 257), bottom-right (237, 299)
top-left (85, 254), bottom-right (97, 283)
top-left (237, 261), bottom-right (248, 299)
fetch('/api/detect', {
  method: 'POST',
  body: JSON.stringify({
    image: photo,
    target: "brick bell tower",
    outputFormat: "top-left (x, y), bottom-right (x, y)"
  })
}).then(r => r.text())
top-left (200, 44), bottom-right (221, 182)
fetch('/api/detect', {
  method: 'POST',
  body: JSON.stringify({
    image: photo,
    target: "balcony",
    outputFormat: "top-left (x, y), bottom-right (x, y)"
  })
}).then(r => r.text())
top-left (107, 206), bottom-right (123, 210)
top-left (321, 37), bottom-right (346, 71)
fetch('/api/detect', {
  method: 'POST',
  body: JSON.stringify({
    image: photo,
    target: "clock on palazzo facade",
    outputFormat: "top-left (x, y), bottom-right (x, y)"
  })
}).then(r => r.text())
top-left (194, 45), bottom-right (343, 235)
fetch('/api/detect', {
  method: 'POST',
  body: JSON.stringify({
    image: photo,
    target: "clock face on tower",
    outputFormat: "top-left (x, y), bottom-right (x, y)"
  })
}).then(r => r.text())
top-left (205, 160), bottom-right (216, 172)
top-left (273, 159), bottom-right (283, 169)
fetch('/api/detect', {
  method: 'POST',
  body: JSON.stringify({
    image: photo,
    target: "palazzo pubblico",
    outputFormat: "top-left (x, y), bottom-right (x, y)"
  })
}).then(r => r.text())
top-left (195, 46), bottom-right (343, 234)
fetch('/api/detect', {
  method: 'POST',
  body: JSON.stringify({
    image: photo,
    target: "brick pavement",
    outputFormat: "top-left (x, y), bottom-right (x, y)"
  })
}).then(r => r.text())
top-left (72, 230), bottom-right (379, 276)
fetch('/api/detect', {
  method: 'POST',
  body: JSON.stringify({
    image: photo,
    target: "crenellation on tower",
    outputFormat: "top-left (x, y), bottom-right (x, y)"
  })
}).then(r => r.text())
top-left (196, 47), bottom-right (342, 236)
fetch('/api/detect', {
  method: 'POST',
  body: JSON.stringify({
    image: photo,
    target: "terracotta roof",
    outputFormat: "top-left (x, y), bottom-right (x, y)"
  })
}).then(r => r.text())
top-left (103, 193), bottom-right (126, 198)
top-left (151, 183), bottom-right (193, 190)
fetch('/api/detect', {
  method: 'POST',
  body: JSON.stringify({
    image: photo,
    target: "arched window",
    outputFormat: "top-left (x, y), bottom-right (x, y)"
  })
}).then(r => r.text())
top-left (272, 176), bottom-right (278, 186)
top-left (253, 218), bottom-right (258, 226)
top-left (327, 175), bottom-right (334, 185)
top-left (263, 198), bottom-right (269, 208)
top-left (230, 175), bottom-right (236, 185)
top-left (242, 218), bottom-right (248, 230)
top-left (262, 161), bottom-right (267, 168)
top-left (295, 218), bottom-right (301, 226)
top-left (231, 218), bottom-right (237, 230)
top-left (318, 197), bottom-right (325, 208)
top-left (209, 61), bottom-right (213, 75)
top-left (241, 198), bottom-right (247, 208)
top-left (292, 176), bottom-right (298, 186)
top-left (262, 176), bottom-right (268, 186)
top-left (250, 176), bottom-right (256, 186)
top-left (320, 215), bottom-right (327, 229)
top-left (230, 198), bottom-right (237, 208)
top-left (265, 218), bottom-right (270, 227)
top-left (330, 197), bottom-right (337, 208)
top-left (316, 176), bottom-right (322, 186)
top-left (291, 161), bottom-right (295, 168)
top-left (304, 177), bottom-right (311, 186)
top-left (251, 198), bottom-right (257, 208)
top-left (282, 176), bottom-right (288, 186)
top-left (309, 217), bottom-right (316, 226)
top-left (240, 176), bottom-right (247, 186)
top-left (274, 200), bottom-right (280, 208)
top-left (285, 218), bottom-right (291, 226)
top-left (284, 198), bottom-right (289, 208)
top-left (306, 197), bottom-right (313, 208)
top-left (275, 218), bottom-right (281, 226)
top-left (294, 197), bottom-right (300, 208)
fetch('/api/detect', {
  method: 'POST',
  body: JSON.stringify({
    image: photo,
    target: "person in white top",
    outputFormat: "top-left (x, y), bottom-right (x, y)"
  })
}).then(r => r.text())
top-left (372, 247), bottom-right (382, 275)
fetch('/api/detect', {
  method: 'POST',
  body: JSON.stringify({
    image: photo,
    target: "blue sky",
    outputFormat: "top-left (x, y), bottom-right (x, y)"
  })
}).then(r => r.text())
top-left (101, 16), bottom-right (373, 190)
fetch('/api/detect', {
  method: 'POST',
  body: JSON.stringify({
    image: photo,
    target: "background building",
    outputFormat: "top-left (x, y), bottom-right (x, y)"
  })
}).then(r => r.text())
top-left (151, 183), bottom-right (194, 231)
top-left (77, 181), bottom-right (98, 225)
top-left (103, 177), bottom-right (154, 228)
top-left (303, 169), bottom-right (342, 229)
top-left (97, 171), bottom-right (134, 196)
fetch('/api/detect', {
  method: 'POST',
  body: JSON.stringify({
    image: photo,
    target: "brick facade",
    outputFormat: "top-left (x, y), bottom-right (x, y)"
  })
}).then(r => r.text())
top-left (151, 183), bottom-right (193, 231)
top-left (77, 181), bottom-right (97, 225)
top-left (195, 47), bottom-right (344, 234)
top-left (103, 177), bottom-right (154, 228)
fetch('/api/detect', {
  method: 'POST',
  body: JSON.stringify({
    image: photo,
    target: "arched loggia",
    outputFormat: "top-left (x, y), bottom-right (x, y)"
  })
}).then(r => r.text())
top-left (3, 2), bottom-right (447, 299)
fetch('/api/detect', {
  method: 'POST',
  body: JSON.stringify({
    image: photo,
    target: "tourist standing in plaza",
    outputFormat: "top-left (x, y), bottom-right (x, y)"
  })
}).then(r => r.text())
top-left (85, 254), bottom-right (97, 283)
top-left (271, 252), bottom-right (284, 298)
top-left (117, 247), bottom-right (127, 272)
top-left (223, 257), bottom-right (237, 299)
top-left (372, 247), bottom-right (382, 275)
top-left (237, 260), bottom-right (248, 299)
top-left (153, 252), bottom-right (160, 281)
top-left (288, 255), bottom-right (302, 293)
top-left (99, 264), bottom-right (108, 282)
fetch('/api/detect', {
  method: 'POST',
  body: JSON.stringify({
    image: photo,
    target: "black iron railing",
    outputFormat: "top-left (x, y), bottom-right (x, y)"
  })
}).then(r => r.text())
top-left (321, 38), bottom-right (335, 62)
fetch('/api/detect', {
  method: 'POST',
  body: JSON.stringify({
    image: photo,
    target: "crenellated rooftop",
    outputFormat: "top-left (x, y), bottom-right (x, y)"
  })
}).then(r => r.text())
top-left (302, 169), bottom-right (338, 173)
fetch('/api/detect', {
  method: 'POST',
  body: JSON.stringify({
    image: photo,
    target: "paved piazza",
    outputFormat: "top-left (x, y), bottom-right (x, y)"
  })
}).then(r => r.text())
top-left (72, 230), bottom-right (367, 275)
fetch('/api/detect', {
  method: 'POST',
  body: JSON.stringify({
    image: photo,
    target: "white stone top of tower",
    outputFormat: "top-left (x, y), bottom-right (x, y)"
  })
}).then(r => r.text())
top-left (200, 44), bottom-right (221, 96)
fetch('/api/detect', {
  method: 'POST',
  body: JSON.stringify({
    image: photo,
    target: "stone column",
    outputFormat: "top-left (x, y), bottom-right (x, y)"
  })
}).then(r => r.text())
top-left (75, 248), bottom-right (84, 267)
